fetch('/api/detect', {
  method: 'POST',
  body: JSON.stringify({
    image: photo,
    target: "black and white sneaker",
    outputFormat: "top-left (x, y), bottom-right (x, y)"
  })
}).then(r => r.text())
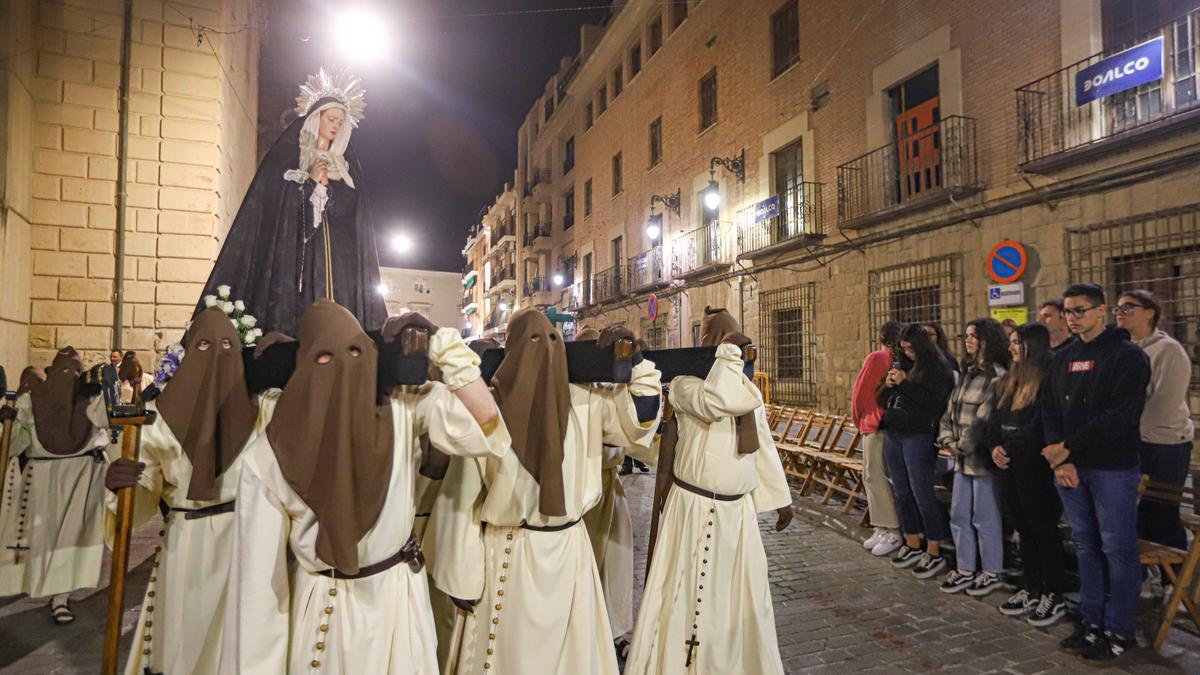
top-left (891, 545), bottom-right (922, 569)
top-left (999, 589), bottom-right (1036, 616)
top-left (1060, 622), bottom-right (1102, 653)
top-left (912, 553), bottom-right (948, 579)
top-left (939, 569), bottom-right (975, 594)
top-left (965, 571), bottom-right (1003, 597)
top-left (1080, 630), bottom-right (1135, 664)
top-left (1026, 593), bottom-right (1066, 627)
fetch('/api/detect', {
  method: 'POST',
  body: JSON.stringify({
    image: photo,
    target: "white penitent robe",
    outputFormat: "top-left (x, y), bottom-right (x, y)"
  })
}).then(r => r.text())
top-left (434, 358), bottom-right (662, 675)
top-left (221, 383), bottom-right (502, 675)
top-left (582, 443), bottom-right (634, 638)
top-left (0, 393), bottom-right (111, 599)
top-left (112, 390), bottom-right (280, 675)
top-left (412, 467), bottom-right (457, 670)
top-left (626, 344), bottom-right (792, 675)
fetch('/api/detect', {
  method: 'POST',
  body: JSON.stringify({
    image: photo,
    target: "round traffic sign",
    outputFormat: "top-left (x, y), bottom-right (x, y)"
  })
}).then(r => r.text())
top-left (987, 240), bottom-right (1028, 284)
top-left (647, 294), bottom-right (659, 322)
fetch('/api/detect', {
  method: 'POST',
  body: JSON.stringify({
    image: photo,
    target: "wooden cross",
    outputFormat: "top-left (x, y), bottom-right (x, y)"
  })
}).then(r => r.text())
top-left (685, 634), bottom-right (700, 667)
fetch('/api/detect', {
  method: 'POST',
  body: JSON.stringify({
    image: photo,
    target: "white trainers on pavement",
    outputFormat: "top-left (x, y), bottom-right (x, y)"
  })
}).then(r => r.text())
top-left (871, 531), bottom-right (903, 557)
top-left (863, 528), bottom-right (884, 550)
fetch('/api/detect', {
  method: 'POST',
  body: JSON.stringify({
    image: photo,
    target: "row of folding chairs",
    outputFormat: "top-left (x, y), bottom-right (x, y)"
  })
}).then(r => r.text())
top-left (764, 404), bottom-right (869, 526)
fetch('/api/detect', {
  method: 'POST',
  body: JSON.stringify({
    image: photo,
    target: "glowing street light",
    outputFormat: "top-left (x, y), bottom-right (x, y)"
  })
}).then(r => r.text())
top-left (392, 233), bottom-right (414, 254)
top-left (376, 282), bottom-right (388, 295)
top-left (703, 181), bottom-right (721, 211)
top-left (552, 273), bottom-right (565, 286)
top-left (498, 301), bottom-right (509, 311)
top-left (333, 7), bottom-right (392, 64)
top-left (645, 221), bottom-right (662, 242)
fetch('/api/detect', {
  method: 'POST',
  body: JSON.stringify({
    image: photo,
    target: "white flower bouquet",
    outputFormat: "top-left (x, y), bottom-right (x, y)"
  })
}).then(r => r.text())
top-left (202, 285), bottom-right (262, 348)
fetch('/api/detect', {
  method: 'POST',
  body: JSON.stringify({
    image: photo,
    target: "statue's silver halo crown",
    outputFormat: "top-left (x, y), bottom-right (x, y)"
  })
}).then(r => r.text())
top-left (295, 68), bottom-right (366, 127)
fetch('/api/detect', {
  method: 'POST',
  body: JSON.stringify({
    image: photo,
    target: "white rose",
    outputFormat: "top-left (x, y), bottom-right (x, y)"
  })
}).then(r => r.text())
top-left (243, 332), bottom-right (255, 345)
top-left (234, 300), bottom-right (245, 312)
top-left (240, 315), bottom-right (257, 328)
top-left (251, 327), bottom-right (263, 338)
top-left (220, 301), bottom-right (234, 314)
top-left (230, 318), bottom-right (239, 330)
top-left (217, 284), bottom-right (232, 299)
top-left (203, 295), bottom-right (218, 308)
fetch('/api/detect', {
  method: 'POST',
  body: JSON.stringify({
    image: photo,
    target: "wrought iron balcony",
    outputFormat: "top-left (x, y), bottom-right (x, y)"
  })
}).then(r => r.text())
top-left (592, 264), bottom-right (624, 304)
top-left (737, 182), bottom-right (825, 258)
top-left (627, 246), bottom-right (667, 292)
top-left (524, 168), bottom-right (552, 197)
top-left (524, 276), bottom-right (551, 297)
top-left (836, 115), bottom-right (979, 229)
top-left (566, 280), bottom-right (592, 312)
top-left (485, 306), bottom-right (511, 330)
top-left (1017, 11), bottom-right (1200, 170)
top-left (671, 223), bottom-right (730, 279)
top-left (488, 265), bottom-right (515, 288)
top-left (523, 223), bottom-right (552, 247)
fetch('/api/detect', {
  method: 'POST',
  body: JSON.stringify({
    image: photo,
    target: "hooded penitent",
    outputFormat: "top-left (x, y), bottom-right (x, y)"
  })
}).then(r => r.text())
top-left (18, 366), bottom-right (45, 395)
top-left (492, 308), bottom-right (571, 517)
top-left (267, 301), bottom-right (394, 575)
top-left (699, 307), bottom-right (759, 455)
top-left (157, 307), bottom-right (259, 502)
top-left (29, 347), bottom-right (94, 456)
top-left (573, 325), bottom-right (600, 342)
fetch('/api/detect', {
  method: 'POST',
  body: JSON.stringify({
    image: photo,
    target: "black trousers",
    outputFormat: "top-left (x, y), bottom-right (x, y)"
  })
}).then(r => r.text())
top-left (997, 452), bottom-right (1069, 595)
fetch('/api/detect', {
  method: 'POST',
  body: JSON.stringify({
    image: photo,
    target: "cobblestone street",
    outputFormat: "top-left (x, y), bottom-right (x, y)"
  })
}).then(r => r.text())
top-left (2, 470), bottom-right (1199, 673)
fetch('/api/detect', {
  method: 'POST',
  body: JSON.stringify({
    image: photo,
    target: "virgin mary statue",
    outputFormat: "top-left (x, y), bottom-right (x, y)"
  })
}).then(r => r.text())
top-left (194, 69), bottom-right (387, 336)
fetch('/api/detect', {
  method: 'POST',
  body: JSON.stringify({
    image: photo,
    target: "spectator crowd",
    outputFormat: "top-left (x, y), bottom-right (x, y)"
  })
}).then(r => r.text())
top-left (851, 284), bottom-right (1195, 665)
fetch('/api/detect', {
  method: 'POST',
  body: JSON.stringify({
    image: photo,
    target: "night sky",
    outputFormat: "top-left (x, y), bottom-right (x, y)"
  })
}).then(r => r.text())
top-left (281, 1), bottom-right (612, 272)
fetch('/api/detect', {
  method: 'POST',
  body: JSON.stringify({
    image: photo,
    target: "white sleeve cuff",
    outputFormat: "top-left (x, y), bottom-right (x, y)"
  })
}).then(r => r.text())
top-left (430, 327), bottom-right (482, 391)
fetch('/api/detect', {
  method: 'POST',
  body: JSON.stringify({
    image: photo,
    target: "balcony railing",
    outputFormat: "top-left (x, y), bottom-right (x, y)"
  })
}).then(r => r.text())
top-left (836, 115), bottom-right (979, 227)
top-left (493, 218), bottom-right (516, 240)
top-left (523, 223), bottom-right (551, 246)
top-left (1018, 10), bottom-right (1200, 168)
top-left (672, 224), bottom-right (730, 278)
top-left (592, 264), bottom-right (624, 304)
top-left (737, 182), bottom-right (825, 257)
top-left (627, 246), bottom-right (667, 291)
top-left (524, 276), bottom-right (551, 296)
top-left (566, 280), bottom-right (592, 312)
top-left (485, 307), bottom-right (511, 331)
top-left (525, 168), bottom-right (551, 196)
top-left (488, 265), bottom-right (515, 288)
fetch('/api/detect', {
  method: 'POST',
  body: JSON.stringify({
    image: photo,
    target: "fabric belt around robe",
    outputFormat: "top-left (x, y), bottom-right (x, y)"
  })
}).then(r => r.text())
top-left (519, 517), bottom-right (581, 533)
top-left (317, 537), bottom-right (425, 579)
top-left (672, 476), bottom-right (745, 502)
top-left (169, 500), bottom-right (236, 520)
top-left (26, 447), bottom-right (106, 462)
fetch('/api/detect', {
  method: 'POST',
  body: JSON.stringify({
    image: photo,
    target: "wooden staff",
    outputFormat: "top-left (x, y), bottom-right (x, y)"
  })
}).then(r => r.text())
top-left (645, 398), bottom-right (675, 572)
top-left (0, 394), bottom-right (15, 508)
top-left (102, 411), bottom-right (154, 675)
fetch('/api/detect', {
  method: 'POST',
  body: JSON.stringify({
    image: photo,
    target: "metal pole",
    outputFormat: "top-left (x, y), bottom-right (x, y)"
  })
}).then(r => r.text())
top-left (111, 0), bottom-right (133, 352)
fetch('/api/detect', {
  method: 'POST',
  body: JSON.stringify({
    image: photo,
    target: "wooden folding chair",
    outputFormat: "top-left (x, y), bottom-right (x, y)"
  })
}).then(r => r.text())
top-left (797, 415), bottom-right (845, 496)
top-left (774, 409), bottom-right (812, 479)
top-left (1138, 473), bottom-right (1200, 651)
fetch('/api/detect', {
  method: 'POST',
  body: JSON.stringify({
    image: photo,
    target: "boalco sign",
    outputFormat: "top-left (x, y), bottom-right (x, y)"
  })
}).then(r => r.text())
top-left (1076, 36), bottom-right (1163, 106)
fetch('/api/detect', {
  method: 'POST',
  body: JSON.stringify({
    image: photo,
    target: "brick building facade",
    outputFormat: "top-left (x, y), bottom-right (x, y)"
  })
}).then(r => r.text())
top-left (462, 0), bottom-right (1200, 416)
top-left (0, 0), bottom-right (260, 371)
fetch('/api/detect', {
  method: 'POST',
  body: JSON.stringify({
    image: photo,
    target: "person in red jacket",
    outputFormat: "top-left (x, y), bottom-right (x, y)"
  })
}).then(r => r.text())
top-left (852, 321), bottom-right (903, 556)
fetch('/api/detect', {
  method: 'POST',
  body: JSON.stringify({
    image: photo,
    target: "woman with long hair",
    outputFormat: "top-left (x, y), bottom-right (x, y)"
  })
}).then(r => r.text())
top-left (878, 323), bottom-right (957, 579)
top-left (923, 322), bottom-right (960, 373)
top-left (988, 323), bottom-right (1069, 626)
top-left (937, 318), bottom-right (1011, 597)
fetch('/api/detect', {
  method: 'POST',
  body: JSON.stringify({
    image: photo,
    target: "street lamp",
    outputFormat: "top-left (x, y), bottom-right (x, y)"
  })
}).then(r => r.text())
top-left (376, 282), bottom-right (388, 295)
top-left (498, 301), bottom-right (509, 311)
top-left (333, 7), bottom-right (391, 64)
top-left (552, 273), bottom-right (565, 286)
top-left (705, 149), bottom-right (746, 211)
top-left (645, 220), bottom-right (661, 242)
top-left (703, 182), bottom-right (721, 211)
top-left (392, 233), bottom-right (413, 254)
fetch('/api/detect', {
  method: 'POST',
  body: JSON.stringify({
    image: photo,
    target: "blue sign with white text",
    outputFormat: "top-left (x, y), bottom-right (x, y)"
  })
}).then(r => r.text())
top-left (753, 195), bottom-right (780, 224)
top-left (1075, 37), bottom-right (1163, 106)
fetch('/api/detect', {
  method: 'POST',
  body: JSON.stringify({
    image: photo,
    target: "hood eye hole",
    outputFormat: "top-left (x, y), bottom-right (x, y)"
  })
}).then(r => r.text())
top-left (196, 339), bottom-right (212, 352)
top-left (221, 338), bottom-right (233, 350)
top-left (316, 352), bottom-right (334, 365)
top-left (530, 334), bottom-right (541, 343)
top-left (348, 346), bottom-right (362, 357)
top-left (549, 333), bottom-right (558, 341)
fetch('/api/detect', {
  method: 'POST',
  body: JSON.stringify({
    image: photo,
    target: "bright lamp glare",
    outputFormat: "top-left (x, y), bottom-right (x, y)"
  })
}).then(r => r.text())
top-left (392, 233), bottom-right (413, 254)
top-left (376, 282), bottom-right (388, 295)
top-left (552, 273), bottom-right (565, 286)
top-left (704, 189), bottom-right (721, 211)
top-left (334, 8), bottom-right (391, 64)
top-left (646, 223), bottom-right (661, 240)
top-left (498, 302), bottom-right (509, 311)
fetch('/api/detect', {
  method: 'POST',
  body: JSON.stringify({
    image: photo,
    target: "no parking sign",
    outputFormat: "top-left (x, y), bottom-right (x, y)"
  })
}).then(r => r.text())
top-left (986, 241), bottom-right (1027, 284)
top-left (647, 294), bottom-right (659, 322)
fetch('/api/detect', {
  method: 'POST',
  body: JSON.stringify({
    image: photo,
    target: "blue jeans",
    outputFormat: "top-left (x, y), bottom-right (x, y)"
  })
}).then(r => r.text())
top-left (883, 431), bottom-right (949, 542)
top-left (1057, 467), bottom-right (1141, 640)
top-left (950, 472), bottom-right (1004, 573)
top-left (1138, 441), bottom-right (1193, 551)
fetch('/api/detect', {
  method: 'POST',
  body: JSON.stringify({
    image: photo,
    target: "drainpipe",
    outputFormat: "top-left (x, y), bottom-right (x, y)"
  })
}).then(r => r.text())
top-left (111, 0), bottom-right (133, 350)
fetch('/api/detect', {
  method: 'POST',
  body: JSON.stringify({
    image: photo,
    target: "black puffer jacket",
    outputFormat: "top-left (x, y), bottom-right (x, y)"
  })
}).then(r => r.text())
top-left (983, 392), bottom-right (1045, 458)
top-left (877, 367), bottom-right (956, 435)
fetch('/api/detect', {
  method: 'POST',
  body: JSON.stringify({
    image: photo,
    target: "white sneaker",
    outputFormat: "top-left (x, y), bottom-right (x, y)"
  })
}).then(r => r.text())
top-left (863, 528), bottom-right (884, 550)
top-left (871, 531), bottom-right (903, 557)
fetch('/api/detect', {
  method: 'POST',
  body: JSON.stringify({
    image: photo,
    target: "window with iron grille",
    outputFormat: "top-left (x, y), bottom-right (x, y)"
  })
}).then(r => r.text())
top-left (564, 189), bottom-right (575, 229)
top-left (868, 255), bottom-right (963, 358)
top-left (630, 41), bottom-right (642, 78)
top-left (670, 0), bottom-right (688, 31)
top-left (598, 84), bottom-right (608, 115)
top-left (641, 315), bottom-right (668, 349)
top-left (759, 283), bottom-right (817, 404)
top-left (1067, 204), bottom-right (1200, 393)
top-left (584, 179), bottom-right (593, 217)
top-left (699, 69), bottom-right (718, 132)
top-left (563, 136), bottom-right (575, 174)
top-left (771, 0), bottom-right (800, 78)
top-left (585, 102), bottom-right (594, 130)
top-left (649, 117), bottom-right (663, 167)
top-left (648, 15), bottom-right (663, 55)
top-left (612, 152), bottom-right (623, 196)
top-left (613, 64), bottom-right (624, 99)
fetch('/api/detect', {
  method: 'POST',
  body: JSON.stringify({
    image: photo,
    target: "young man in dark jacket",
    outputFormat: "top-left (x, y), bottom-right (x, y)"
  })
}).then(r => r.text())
top-left (1042, 284), bottom-right (1150, 664)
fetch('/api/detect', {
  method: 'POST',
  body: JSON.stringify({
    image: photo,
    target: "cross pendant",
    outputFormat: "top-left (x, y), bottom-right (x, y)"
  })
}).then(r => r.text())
top-left (685, 634), bottom-right (699, 667)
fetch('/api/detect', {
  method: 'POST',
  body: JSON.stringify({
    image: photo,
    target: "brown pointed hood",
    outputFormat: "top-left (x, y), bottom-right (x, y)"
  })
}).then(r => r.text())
top-left (700, 307), bottom-right (759, 455)
top-left (29, 347), bottom-right (94, 455)
top-left (493, 308), bottom-right (570, 517)
top-left (158, 307), bottom-right (258, 501)
top-left (267, 301), bottom-right (395, 575)
top-left (18, 366), bottom-right (46, 395)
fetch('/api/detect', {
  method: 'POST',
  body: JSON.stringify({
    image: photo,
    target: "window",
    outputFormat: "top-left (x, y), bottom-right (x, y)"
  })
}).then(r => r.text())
top-left (563, 136), bottom-right (575, 174)
top-left (759, 283), bottom-right (817, 403)
top-left (613, 65), bottom-right (624, 99)
top-left (564, 189), bottom-right (575, 229)
top-left (544, 96), bottom-right (555, 122)
top-left (888, 65), bottom-right (941, 202)
top-left (630, 41), bottom-right (642, 78)
top-left (771, 0), bottom-right (800, 77)
top-left (648, 117), bottom-right (663, 167)
top-left (1068, 204), bottom-right (1200, 393)
top-left (699, 68), bottom-right (718, 132)
top-left (670, 1), bottom-right (688, 31)
top-left (585, 102), bottom-right (594, 130)
top-left (1101, 0), bottom-right (1199, 49)
top-left (772, 138), bottom-right (809, 237)
top-left (868, 255), bottom-right (962, 359)
top-left (597, 84), bottom-right (608, 115)
top-left (612, 153), bottom-right (623, 195)
top-left (584, 179), bottom-right (593, 216)
top-left (640, 316), bottom-right (667, 349)
top-left (648, 15), bottom-right (663, 55)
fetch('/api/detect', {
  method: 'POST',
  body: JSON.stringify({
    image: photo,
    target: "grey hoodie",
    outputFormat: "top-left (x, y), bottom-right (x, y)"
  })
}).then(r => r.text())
top-left (1137, 330), bottom-right (1195, 445)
